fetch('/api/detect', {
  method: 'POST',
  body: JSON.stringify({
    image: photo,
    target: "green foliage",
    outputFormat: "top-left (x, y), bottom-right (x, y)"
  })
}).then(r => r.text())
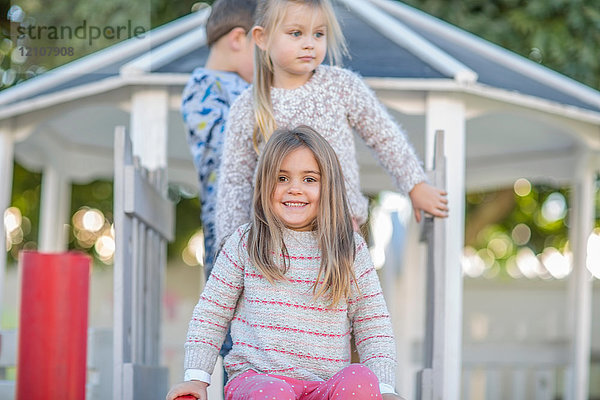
top-left (465, 177), bottom-right (600, 280)
top-left (6, 163), bottom-right (41, 261)
top-left (402, 0), bottom-right (600, 89)
top-left (167, 193), bottom-right (202, 264)
top-left (6, 162), bottom-right (202, 266)
top-left (0, 0), bottom-right (200, 88)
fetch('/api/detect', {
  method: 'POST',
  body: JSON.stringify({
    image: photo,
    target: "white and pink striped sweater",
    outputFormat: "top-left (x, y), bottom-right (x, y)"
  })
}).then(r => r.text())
top-left (184, 225), bottom-right (397, 386)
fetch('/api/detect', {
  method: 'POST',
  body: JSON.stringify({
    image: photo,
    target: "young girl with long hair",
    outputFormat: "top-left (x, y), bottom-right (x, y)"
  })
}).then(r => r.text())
top-left (167, 126), bottom-right (402, 399)
top-left (215, 0), bottom-right (448, 246)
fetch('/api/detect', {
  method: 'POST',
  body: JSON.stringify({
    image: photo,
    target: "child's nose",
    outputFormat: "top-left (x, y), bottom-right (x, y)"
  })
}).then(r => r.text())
top-left (288, 182), bottom-right (302, 194)
top-left (302, 37), bottom-right (314, 49)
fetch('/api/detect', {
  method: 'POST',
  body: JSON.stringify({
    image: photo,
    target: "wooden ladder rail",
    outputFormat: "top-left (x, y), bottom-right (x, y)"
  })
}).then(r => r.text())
top-left (416, 130), bottom-right (447, 400)
top-left (113, 126), bottom-right (175, 400)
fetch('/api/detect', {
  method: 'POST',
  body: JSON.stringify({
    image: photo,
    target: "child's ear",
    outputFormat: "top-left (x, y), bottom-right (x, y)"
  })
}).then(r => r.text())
top-left (227, 27), bottom-right (249, 51)
top-left (252, 26), bottom-right (268, 51)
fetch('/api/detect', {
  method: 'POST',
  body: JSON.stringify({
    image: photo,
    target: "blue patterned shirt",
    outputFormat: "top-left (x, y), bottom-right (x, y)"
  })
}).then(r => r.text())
top-left (181, 68), bottom-right (249, 272)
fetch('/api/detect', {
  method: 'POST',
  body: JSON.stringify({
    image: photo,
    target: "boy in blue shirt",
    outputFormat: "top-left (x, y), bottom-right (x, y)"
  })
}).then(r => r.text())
top-left (180, 0), bottom-right (256, 377)
top-left (182, 0), bottom-right (256, 276)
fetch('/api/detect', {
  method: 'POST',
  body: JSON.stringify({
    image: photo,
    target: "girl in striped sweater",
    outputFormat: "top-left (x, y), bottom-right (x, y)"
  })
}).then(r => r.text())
top-left (167, 126), bottom-right (402, 400)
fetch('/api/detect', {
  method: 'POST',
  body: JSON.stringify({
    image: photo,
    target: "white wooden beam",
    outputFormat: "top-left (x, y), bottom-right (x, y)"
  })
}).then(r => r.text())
top-left (38, 164), bottom-right (71, 252)
top-left (425, 93), bottom-right (465, 400)
top-left (0, 129), bottom-right (14, 328)
top-left (565, 150), bottom-right (596, 400)
top-left (466, 150), bottom-right (577, 192)
top-left (130, 87), bottom-right (169, 172)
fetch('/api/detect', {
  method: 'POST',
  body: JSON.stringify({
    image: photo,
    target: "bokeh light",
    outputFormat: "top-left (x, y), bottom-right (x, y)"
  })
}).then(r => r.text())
top-left (182, 230), bottom-right (205, 267)
top-left (487, 232), bottom-right (513, 259)
top-left (587, 229), bottom-right (600, 278)
top-left (95, 232), bottom-right (116, 264)
top-left (516, 247), bottom-right (542, 279)
top-left (462, 246), bottom-right (485, 278)
top-left (513, 178), bottom-right (532, 197)
top-left (540, 247), bottom-right (571, 279)
top-left (541, 192), bottom-right (567, 223)
top-left (82, 209), bottom-right (105, 232)
top-left (511, 223), bottom-right (531, 246)
top-left (4, 207), bottom-right (21, 234)
top-left (71, 206), bottom-right (114, 262)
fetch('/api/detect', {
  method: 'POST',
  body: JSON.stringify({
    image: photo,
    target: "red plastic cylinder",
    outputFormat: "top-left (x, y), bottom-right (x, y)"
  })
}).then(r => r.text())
top-left (16, 251), bottom-right (92, 400)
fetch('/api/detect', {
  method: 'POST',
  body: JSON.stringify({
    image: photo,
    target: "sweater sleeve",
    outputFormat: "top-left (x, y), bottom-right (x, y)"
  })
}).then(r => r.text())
top-left (214, 91), bottom-right (257, 246)
top-left (348, 233), bottom-right (397, 387)
top-left (184, 227), bottom-right (247, 373)
top-left (345, 70), bottom-right (427, 194)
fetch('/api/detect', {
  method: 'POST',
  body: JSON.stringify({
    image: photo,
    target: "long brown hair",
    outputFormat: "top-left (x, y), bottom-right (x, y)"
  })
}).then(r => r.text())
top-left (245, 125), bottom-right (357, 306)
top-left (252, 0), bottom-right (348, 152)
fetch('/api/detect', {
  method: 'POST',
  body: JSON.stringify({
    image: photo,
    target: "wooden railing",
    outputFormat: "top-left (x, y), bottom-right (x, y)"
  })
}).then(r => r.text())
top-left (113, 126), bottom-right (174, 400)
top-left (417, 130), bottom-right (447, 400)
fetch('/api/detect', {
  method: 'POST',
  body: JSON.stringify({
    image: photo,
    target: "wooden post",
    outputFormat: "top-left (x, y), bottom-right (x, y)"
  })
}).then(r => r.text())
top-left (38, 164), bottom-right (71, 252)
top-left (0, 129), bottom-right (14, 327)
top-left (416, 130), bottom-right (448, 400)
top-left (565, 151), bottom-right (596, 400)
top-left (420, 93), bottom-right (466, 400)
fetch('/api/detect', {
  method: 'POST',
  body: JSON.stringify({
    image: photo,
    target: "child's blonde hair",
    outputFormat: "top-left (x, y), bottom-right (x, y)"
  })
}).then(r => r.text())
top-left (245, 125), bottom-right (357, 306)
top-left (252, 0), bottom-right (348, 151)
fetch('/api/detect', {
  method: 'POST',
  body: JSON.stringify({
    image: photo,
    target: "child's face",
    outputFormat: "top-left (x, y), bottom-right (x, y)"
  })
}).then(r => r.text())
top-left (271, 146), bottom-right (321, 231)
top-left (260, 3), bottom-right (327, 88)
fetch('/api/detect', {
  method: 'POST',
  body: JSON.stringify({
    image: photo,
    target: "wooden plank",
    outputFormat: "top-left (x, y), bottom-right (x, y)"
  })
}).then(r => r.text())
top-left (485, 369), bottom-right (502, 400)
top-left (114, 126), bottom-right (134, 399)
top-left (534, 369), bottom-right (555, 400)
top-left (124, 165), bottom-right (175, 241)
top-left (0, 330), bottom-right (16, 367)
top-left (87, 328), bottom-right (113, 400)
top-left (565, 153), bottom-right (595, 400)
top-left (462, 343), bottom-right (569, 365)
top-left (511, 368), bottom-right (527, 400)
top-left (130, 217), bottom-right (141, 365)
top-left (417, 130), bottom-right (448, 400)
top-left (123, 363), bottom-right (169, 400)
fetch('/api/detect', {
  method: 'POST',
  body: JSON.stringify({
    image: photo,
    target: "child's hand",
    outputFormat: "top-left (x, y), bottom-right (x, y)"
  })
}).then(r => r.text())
top-left (409, 182), bottom-right (448, 223)
top-left (166, 380), bottom-right (208, 400)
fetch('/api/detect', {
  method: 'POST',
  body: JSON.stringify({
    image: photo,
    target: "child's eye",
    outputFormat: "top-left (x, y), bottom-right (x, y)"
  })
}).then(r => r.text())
top-left (290, 30), bottom-right (301, 37)
top-left (314, 32), bottom-right (325, 38)
top-left (278, 176), bottom-right (288, 182)
top-left (304, 176), bottom-right (317, 183)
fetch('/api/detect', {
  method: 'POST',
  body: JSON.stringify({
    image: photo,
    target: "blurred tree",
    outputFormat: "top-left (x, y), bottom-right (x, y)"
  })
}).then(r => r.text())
top-left (0, 0), bottom-right (205, 88)
top-left (5, 165), bottom-right (202, 265)
top-left (401, 0), bottom-right (600, 89)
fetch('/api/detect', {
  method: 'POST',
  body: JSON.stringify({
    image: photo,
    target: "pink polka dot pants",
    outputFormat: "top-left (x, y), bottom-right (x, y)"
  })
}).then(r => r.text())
top-left (224, 364), bottom-right (382, 400)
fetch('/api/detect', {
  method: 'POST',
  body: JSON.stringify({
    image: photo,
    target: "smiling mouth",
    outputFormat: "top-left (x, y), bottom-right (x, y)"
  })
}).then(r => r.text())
top-left (284, 202), bottom-right (307, 207)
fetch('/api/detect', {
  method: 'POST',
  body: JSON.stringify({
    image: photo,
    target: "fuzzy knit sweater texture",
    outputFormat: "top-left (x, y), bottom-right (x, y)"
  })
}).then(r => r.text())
top-left (215, 65), bottom-right (427, 245)
top-left (184, 225), bottom-right (397, 386)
